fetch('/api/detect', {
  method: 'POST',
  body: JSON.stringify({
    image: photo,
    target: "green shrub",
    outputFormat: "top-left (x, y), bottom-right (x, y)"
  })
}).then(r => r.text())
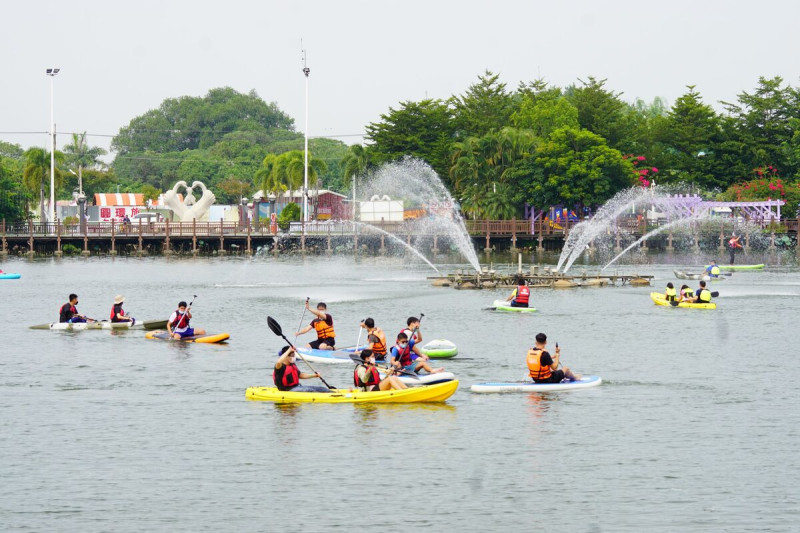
top-left (62, 244), bottom-right (81, 255)
top-left (63, 216), bottom-right (79, 225)
top-left (277, 202), bottom-right (301, 230)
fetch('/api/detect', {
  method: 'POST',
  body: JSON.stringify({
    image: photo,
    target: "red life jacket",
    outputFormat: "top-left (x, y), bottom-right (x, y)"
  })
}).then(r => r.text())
top-left (393, 342), bottom-right (413, 366)
top-left (273, 363), bottom-right (300, 391)
top-left (110, 303), bottom-right (124, 322)
top-left (354, 364), bottom-right (381, 390)
top-left (171, 310), bottom-right (190, 329)
top-left (515, 286), bottom-right (530, 304)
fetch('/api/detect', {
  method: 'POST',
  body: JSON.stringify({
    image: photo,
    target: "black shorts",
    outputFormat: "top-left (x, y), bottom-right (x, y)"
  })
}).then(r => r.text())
top-left (309, 338), bottom-right (335, 349)
top-left (510, 300), bottom-right (528, 308)
top-left (534, 370), bottom-right (565, 384)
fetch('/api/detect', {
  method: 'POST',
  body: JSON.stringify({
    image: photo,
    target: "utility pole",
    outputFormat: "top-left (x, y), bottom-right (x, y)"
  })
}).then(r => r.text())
top-left (46, 68), bottom-right (60, 224)
top-left (301, 43), bottom-right (310, 225)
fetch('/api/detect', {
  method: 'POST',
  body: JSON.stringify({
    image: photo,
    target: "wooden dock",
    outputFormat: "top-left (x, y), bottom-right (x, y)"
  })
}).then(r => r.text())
top-left (429, 268), bottom-right (655, 289)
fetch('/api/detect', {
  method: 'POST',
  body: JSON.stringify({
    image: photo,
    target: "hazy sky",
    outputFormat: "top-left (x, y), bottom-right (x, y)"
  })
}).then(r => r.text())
top-left (2, 0), bottom-right (799, 161)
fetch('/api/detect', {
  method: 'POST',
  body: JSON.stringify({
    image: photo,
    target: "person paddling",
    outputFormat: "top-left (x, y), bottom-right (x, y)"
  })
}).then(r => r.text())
top-left (360, 318), bottom-right (388, 361)
top-left (353, 349), bottom-right (407, 392)
top-left (677, 284), bottom-right (693, 302)
top-left (167, 300), bottom-right (206, 339)
top-left (705, 260), bottom-right (721, 279)
top-left (664, 282), bottom-right (677, 302)
top-left (505, 277), bottom-right (531, 308)
top-left (110, 295), bottom-right (135, 324)
top-left (274, 346), bottom-right (330, 393)
top-left (59, 293), bottom-right (88, 323)
top-left (690, 280), bottom-right (713, 304)
top-left (527, 332), bottom-right (581, 383)
top-left (728, 234), bottom-right (743, 265)
top-left (390, 332), bottom-right (443, 375)
top-left (401, 316), bottom-right (422, 344)
top-left (295, 301), bottom-right (335, 350)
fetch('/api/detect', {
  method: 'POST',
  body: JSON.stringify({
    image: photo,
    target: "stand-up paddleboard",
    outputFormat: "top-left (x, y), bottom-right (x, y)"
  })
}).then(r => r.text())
top-left (650, 292), bottom-right (716, 310)
top-left (29, 319), bottom-right (168, 331)
top-left (145, 330), bottom-right (230, 343)
top-left (471, 375), bottom-right (601, 393)
top-left (714, 264), bottom-right (764, 271)
top-left (674, 270), bottom-right (729, 281)
top-left (378, 370), bottom-right (456, 387)
top-left (0, 273), bottom-right (21, 279)
top-left (489, 300), bottom-right (537, 313)
top-left (295, 346), bottom-right (362, 364)
top-left (419, 339), bottom-right (458, 358)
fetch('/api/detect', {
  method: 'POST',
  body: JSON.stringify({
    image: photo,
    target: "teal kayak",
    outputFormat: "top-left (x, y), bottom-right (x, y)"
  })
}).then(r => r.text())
top-left (713, 264), bottom-right (764, 271)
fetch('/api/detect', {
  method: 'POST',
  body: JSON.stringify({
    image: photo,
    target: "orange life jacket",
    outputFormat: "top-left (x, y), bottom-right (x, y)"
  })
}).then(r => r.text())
top-left (313, 316), bottom-right (335, 340)
top-left (527, 347), bottom-right (551, 380)
top-left (369, 332), bottom-right (387, 356)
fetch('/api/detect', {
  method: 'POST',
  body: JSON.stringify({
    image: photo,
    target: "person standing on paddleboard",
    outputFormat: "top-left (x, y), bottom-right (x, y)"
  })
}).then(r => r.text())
top-left (273, 346), bottom-right (330, 393)
top-left (295, 301), bottom-right (335, 350)
top-left (167, 301), bottom-right (206, 339)
top-left (527, 333), bottom-right (580, 383)
top-left (360, 318), bottom-right (388, 361)
top-left (728, 234), bottom-right (743, 265)
top-left (110, 295), bottom-right (135, 324)
top-left (353, 349), bottom-right (406, 392)
top-left (505, 277), bottom-right (530, 308)
top-left (59, 294), bottom-right (88, 323)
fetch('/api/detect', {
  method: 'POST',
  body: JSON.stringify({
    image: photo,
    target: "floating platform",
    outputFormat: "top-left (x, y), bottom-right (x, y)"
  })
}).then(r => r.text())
top-left (429, 268), bottom-right (653, 289)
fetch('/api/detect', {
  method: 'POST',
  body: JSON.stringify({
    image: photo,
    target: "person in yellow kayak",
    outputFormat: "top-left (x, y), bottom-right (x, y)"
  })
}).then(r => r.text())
top-left (705, 260), bottom-right (721, 279)
top-left (504, 277), bottom-right (531, 308)
top-left (296, 301), bottom-right (335, 350)
top-left (353, 348), bottom-right (407, 392)
top-left (690, 280), bottom-right (713, 304)
top-left (677, 284), bottom-right (694, 302)
top-left (527, 333), bottom-right (581, 383)
top-left (360, 318), bottom-right (388, 361)
top-left (664, 282), bottom-right (677, 302)
top-left (273, 346), bottom-right (330, 393)
top-left (110, 295), bottom-right (135, 324)
top-left (167, 301), bottom-right (206, 339)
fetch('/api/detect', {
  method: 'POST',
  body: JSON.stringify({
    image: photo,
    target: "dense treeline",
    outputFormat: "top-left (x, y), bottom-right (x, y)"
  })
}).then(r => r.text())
top-left (2, 74), bottom-right (800, 221)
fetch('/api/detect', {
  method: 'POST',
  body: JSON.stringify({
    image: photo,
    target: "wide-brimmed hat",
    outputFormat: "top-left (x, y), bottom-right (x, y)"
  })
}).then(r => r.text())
top-left (114, 295), bottom-right (125, 304)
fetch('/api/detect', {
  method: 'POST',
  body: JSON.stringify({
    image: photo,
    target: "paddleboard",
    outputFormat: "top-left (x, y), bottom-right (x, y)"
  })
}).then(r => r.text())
top-left (245, 380), bottom-right (459, 403)
top-left (650, 292), bottom-right (716, 310)
top-left (0, 273), bottom-right (21, 279)
top-left (471, 375), bottom-right (601, 393)
top-left (295, 346), bottom-right (361, 364)
top-left (378, 370), bottom-right (456, 387)
top-left (145, 330), bottom-right (230, 343)
top-left (714, 264), bottom-right (764, 271)
top-left (490, 300), bottom-right (537, 313)
top-left (29, 319), bottom-right (168, 330)
top-left (419, 339), bottom-right (458, 358)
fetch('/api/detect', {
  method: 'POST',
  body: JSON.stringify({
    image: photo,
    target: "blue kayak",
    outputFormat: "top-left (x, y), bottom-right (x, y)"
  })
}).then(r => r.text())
top-left (0, 273), bottom-right (21, 280)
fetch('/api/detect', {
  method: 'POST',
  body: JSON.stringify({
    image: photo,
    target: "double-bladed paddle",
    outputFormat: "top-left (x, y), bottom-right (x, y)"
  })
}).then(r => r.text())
top-left (268, 315), bottom-right (335, 390)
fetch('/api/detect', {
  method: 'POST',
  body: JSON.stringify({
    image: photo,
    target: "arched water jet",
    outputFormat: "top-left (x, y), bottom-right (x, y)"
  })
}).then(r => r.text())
top-left (351, 221), bottom-right (441, 274)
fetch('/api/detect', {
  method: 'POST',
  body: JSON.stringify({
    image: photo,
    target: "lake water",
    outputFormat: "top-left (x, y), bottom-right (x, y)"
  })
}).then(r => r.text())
top-left (1, 254), bottom-right (798, 532)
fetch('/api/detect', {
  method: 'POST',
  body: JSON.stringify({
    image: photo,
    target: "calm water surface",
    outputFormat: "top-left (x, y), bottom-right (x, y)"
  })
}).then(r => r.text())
top-left (0, 254), bottom-right (798, 532)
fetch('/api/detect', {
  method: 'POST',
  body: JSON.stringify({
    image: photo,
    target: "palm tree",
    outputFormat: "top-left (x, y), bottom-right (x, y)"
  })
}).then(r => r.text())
top-left (63, 132), bottom-right (107, 195)
top-left (255, 153), bottom-right (280, 195)
top-left (341, 144), bottom-right (371, 190)
top-left (23, 147), bottom-right (64, 221)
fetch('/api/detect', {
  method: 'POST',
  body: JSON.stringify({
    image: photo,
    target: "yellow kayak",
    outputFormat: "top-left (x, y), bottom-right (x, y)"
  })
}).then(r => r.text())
top-left (650, 292), bottom-right (716, 310)
top-left (245, 380), bottom-right (459, 404)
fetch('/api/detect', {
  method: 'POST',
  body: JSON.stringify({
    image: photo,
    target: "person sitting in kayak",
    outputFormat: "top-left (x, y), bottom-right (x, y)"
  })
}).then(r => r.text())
top-left (295, 301), bottom-right (335, 350)
top-left (360, 317), bottom-right (388, 361)
top-left (59, 293), bottom-right (88, 323)
top-left (527, 332), bottom-right (581, 384)
top-left (390, 332), bottom-right (443, 375)
top-left (690, 280), bottom-right (713, 304)
top-left (167, 301), bottom-right (206, 339)
top-left (273, 346), bottom-right (330, 393)
top-left (505, 277), bottom-right (530, 308)
top-left (677, 284), bottom-right (693, 302)
top-left (110, 295), bottom-right (135, 324)
top-left (705, 260), bottom-right (721, 279)
top-left (354, 349), bottom-right (407, 392)
top-left (665, 282), bottom-right (677, 302)
top-left (401, 316), bottom-right (422, 344)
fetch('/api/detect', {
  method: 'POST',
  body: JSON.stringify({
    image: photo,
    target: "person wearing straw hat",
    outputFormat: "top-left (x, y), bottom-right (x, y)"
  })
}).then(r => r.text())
top-left (110, 295), bottom-right (135, 324)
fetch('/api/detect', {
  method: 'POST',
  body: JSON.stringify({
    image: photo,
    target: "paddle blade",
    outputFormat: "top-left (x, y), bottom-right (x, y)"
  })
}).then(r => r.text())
top-left (711, 291), bottom-right (720, 298)
top-left (670, 301), bottom-right (679, 307)
top-left (267, 316), bottom-right (283, 337)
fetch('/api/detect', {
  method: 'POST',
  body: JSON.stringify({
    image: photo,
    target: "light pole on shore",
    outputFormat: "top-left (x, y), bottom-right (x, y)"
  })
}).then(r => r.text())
top-left (301, 45), bottom-right (310, 225)
top-left (46, 67), bottom-right (60, 224)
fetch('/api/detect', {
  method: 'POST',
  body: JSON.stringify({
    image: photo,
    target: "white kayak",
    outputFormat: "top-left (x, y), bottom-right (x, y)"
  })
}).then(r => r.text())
top-left (378, 370), bottom-right (456, 387)
top-left (29, 319), bottom-right (167, 331)
top-left (470, 375), bottom-right (602, 393)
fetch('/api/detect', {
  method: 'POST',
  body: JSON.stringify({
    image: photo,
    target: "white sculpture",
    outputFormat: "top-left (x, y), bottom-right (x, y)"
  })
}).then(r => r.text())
top-left (163, 180), bottom-right (216, 221)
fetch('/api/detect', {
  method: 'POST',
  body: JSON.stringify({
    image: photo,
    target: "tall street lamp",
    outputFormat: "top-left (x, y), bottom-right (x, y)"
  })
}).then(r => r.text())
top-left (301, 46), bottom-right (310, 224)
top-left (46, 67), bottom-right (60, 224)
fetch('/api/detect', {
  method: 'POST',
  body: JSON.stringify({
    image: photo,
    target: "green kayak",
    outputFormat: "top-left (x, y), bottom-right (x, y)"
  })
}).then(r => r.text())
top-left (419, 339), bottom-right (458, 359)
top-left (712, 264), bottom-right (765, 271)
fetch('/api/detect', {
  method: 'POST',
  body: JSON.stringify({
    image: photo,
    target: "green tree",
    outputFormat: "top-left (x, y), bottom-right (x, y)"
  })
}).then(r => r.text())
top-left (277, 201), bottom-right (301, 229)
top-left (22, 147), bottom-right (64, 221)
top-left (0, 161), bottom-right (27, 220)
top-left (63, 132), bottom-right (107, 195)
top-left (522, 127), bottom-right (636, 209)
top-left (511, 88), bottom-right (580, 138)
top-left (216, 176), bottom-right (253, 204)
top-left (451, 70), bottom-right (514, 137)
top-left (340, 144), bottom-right (372, 192)
top-left (565, 77), bottom-right (632, 151)
top-left (140, 184), bottom-right (161, 203)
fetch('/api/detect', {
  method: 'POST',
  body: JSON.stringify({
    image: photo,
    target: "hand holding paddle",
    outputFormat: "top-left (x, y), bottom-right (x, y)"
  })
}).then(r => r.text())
top-left (347, 353), bottom-right (420, 380)
top-left (169, 294), bottom-right (197, 340)
top-left (268, 315), bottom-right (335, 390)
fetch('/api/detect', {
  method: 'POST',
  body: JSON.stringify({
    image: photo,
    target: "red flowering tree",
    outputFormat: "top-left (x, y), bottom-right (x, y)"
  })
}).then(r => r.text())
top-left (721, 166), bottom-right (800, 212)
top-left (623, 154), bottom-right (659, 188)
